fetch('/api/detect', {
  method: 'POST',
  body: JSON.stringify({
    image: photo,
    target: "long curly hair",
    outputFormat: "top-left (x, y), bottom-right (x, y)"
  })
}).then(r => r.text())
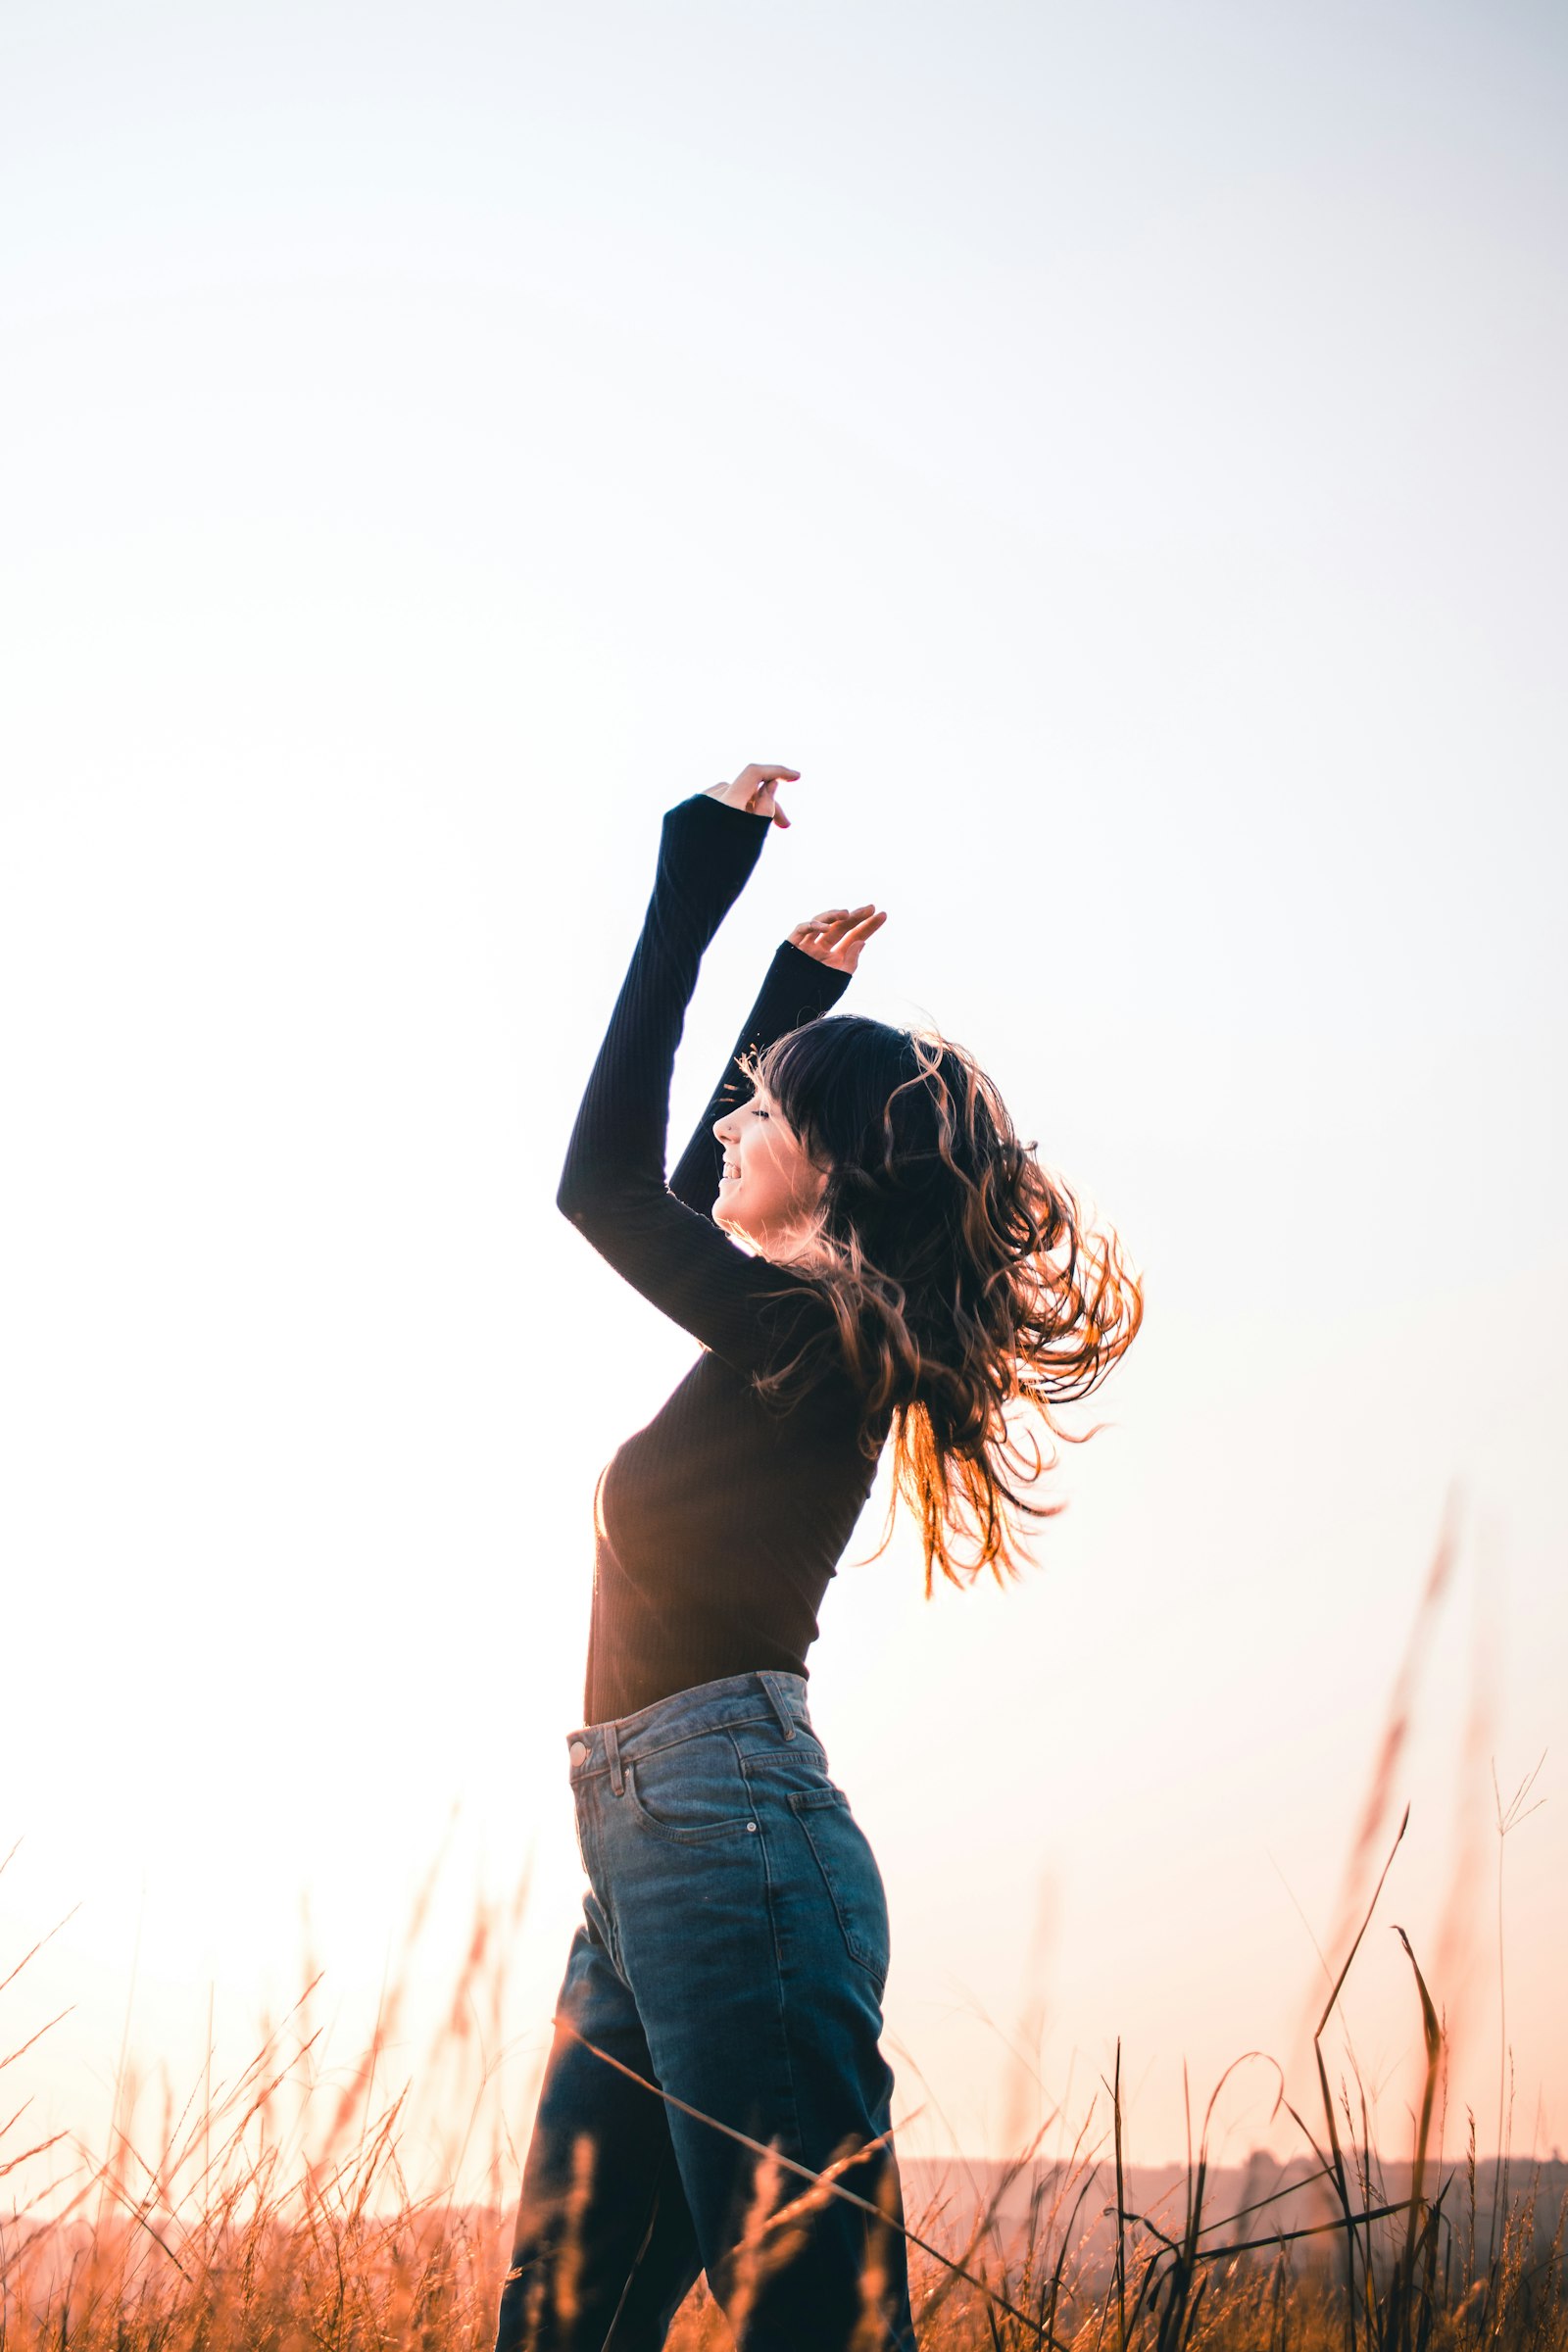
top-left (746, 1015), bottom-right (1144, 1595)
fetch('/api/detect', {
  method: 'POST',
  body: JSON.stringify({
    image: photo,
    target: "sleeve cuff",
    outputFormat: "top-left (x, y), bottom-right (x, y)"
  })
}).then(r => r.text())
top-left (668, 790), bottom-right (772, 839)
top-left (658, 791), bottom-right (772, 912)
top-left (775, 937), bottom-right (852, 991)
top-left (756, 938), bottom-right (854, 1027)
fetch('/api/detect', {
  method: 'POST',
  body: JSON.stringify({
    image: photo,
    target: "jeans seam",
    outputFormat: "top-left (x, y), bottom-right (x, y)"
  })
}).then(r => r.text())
top-left (630, 1715), bottom-right (773, 1767)
top-left (601, 2132), bottom-right (686, 2351)
top-left (756, 1811), bottom-right (808, 2192)
top-left (793, 1806), bottom-right (889, 1991)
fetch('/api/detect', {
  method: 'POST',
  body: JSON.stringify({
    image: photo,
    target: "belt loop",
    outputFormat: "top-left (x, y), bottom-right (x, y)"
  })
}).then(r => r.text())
top-left (604, 1719), bottom-right (624, 1796)
top-left (758, 1672), bottom-right (798, 1741)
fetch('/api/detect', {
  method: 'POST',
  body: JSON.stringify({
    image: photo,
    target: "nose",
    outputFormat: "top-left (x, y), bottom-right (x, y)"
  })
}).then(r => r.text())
top-left (713, 1108), bottom-right (739, 1145)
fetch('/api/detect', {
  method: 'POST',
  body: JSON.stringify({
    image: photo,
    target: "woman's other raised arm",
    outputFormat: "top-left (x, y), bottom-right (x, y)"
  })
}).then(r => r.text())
top-left (666, 906), bottom-right (887, 1218)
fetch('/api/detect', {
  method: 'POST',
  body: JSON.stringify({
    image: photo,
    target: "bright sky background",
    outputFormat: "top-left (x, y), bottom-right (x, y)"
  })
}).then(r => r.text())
top-left (3, 0), bottom-right (1565, 2202)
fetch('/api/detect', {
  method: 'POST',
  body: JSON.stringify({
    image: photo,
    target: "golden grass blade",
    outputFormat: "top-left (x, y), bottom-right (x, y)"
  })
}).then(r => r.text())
top-left (0, 1906), bottom-right (81, 2003)
top-left (1324, 1496), bottom-right (1459, 1979)
top-left (0, 2007), bottom-right (74, 2075)
top-left (0, 2130), bottom-right (69, 2182)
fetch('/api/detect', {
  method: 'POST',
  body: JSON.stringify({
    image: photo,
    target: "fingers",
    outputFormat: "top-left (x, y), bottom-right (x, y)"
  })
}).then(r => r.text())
top-left (738, 763), bottom-right (798, 830)
top-left (789, 905), bottom-right (863, 946)
top-left (705, 764), bottom-right (799, 827)
top-left (738, 764), bottom-right (797, 829)
top-left (837, 908), bottom-right (888, 968)
top-left (788, 904), bottom-right (888, 969)
top-left (802, 904), bottom-right (877, 938)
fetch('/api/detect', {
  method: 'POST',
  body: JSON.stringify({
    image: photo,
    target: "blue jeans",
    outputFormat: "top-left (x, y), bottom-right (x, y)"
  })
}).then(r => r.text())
top-left (495, 1671), bottom-right (918, 2351)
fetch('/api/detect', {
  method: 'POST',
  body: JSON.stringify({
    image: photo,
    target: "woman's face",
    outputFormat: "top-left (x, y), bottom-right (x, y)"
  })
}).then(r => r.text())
top-left (711, 1086), bottom-right (828, 1260)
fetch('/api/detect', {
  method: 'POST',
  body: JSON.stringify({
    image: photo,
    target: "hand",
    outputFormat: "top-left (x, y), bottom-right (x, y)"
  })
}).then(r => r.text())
top-left (788, 904), bottom-right (887, 974)
top-left (705, 763), bottom-right (799, 830)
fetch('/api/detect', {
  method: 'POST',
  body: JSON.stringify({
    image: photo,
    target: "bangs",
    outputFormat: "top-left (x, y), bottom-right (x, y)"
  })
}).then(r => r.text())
top-left (749, 1017), bottom-right (918, 1163)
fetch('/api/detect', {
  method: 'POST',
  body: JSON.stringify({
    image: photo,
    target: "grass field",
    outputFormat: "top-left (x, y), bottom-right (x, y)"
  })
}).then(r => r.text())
top-left (4, 1805), bottom-right (1564, 2352)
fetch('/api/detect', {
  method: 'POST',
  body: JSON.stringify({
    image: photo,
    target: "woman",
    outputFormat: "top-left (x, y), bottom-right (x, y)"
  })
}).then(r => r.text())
top-left (496, 763), bottom-right (1142, 2352)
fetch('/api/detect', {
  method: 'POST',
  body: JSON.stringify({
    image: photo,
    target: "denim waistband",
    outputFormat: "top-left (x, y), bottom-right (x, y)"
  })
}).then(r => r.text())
top-left (566, 1670), bottom-right (811, 1787)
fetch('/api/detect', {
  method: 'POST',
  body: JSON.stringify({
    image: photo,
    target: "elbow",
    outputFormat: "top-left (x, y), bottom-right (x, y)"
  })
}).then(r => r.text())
top-left (557, 1158), bottom-right (619, 1237)
top-left (557, 1165), bottom-right (594, 1226)
top-left (557, 1157), bottom-right (665, 1247)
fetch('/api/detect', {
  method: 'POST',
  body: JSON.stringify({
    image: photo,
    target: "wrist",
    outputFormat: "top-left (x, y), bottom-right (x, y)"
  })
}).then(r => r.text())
top-left (771, 938), bottom-right (853, 995)
top-left (680, 789), bottom-right (769, 828)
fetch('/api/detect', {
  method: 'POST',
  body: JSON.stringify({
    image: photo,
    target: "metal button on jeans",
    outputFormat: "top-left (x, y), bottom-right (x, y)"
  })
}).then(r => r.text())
top-left (568, 1740), bottom-right (590, 1768)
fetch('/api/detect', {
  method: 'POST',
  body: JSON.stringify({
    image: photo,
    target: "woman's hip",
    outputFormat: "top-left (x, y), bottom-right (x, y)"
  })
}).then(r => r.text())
top-left (565, 1669), bottom-right (893, 2015)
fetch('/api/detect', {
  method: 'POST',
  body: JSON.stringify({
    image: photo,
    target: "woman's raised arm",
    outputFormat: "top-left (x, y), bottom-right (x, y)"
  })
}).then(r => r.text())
top-left (555, 770), bottom-right (831, 1375)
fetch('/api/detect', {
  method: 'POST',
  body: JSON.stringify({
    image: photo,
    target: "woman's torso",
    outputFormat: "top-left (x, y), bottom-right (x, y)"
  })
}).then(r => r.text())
top-left (583, 1349), bottom-right (884, 1725)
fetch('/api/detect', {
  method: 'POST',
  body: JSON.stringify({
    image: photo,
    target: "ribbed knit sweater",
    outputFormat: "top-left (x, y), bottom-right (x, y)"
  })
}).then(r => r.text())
top-left (557, 792), bottom-right (885, 1726)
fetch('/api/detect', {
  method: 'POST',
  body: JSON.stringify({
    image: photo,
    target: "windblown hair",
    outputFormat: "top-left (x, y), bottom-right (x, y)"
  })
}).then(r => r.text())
top-left (746, 1016), bottom-right (1144, 1595)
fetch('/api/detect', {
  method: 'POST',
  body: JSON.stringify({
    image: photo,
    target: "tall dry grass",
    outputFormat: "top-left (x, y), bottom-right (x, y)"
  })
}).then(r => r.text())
top-left (4, 1813), bottom-right (1563, 2350)
top-left (4, 1519), bottom-right (1562, 2347)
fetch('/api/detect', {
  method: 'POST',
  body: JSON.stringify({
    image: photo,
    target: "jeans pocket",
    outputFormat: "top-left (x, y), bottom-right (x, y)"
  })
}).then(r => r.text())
top-left (788, 1787), bottom-right (891, 1991)
top-left (622, 1738), bottom-right (757, 1843)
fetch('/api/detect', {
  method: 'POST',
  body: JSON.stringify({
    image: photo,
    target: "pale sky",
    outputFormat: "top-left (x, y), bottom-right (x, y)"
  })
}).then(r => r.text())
top-left (2, 0), bottom-right (1565, 2200)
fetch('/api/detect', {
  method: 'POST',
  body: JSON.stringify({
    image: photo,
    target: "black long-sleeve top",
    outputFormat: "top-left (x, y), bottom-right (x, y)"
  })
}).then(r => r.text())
top-left (557, 791), bottom-right (886, 1725)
